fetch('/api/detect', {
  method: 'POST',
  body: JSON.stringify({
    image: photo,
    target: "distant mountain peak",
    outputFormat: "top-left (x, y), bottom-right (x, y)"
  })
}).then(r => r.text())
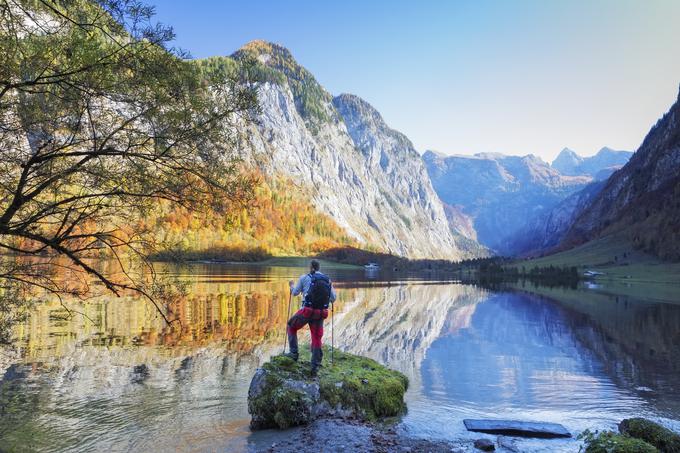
top-left (558, 147), bottom-right (579, 156)
top-left (232, 40), bottom-right (312, 83)
top-left (422, 149), bottom-right (445, 159)
top-left (235, 40), bottom-right (292, 61)
top-left (233, 40), bottom-right (334, 125)
top-left (553, 147), bottom-right (582, 165)
top-left (422, 150), bottom-right (591, 254)
top-left (552, 146), bottom-right (632, 178)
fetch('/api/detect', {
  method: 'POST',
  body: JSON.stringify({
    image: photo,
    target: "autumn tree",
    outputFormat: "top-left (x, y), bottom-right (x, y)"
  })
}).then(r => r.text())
top-left (0, 0), bottom-right (258, 340)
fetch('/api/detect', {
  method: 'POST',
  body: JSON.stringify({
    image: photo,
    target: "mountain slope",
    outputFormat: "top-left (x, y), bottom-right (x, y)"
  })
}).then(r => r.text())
top-left (561, 86), bottom-right (680, 260)
top-left (509, 180), bottom-right (607, 256)
top-left (332, 93), bottom-right (486, 255)
top-left (423, 150), bottom-right (590, 254)
top-left (552, 147), bottom-right (633, 178)
top-left (223, 41), bottom-right (480, 259)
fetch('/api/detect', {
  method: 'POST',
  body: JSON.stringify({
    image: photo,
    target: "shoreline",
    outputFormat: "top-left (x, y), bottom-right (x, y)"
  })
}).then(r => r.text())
top-left (248, 417), bottom-right (470, 453)
top-left (171, 256), bottom-right (364, 270)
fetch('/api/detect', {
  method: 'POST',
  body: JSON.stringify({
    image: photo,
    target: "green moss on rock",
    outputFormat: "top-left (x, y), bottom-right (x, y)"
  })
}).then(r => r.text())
top-left (619, 418), bottom-right (680, 453)
top-left (248, 346), bottom-right (408, 429)
top-left (248, 370), bottom-right (314, 429)
top-left (581, 430), bottom-right (658, 453)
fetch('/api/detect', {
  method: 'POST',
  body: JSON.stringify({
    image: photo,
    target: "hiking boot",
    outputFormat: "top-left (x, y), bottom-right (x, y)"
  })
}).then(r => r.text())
top-left (310, 347), bottom-right (323, 377)
top-left (311, 347), bottom-right (323, 367)
top-left (282, 352), bottom-right (298, 362)
top-left (287, 332), bottom-right (299, 361)
top-left (310, 366), bottom-right (319, 377)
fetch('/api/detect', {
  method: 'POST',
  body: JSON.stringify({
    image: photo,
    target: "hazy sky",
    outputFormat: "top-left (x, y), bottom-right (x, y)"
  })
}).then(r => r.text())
top-left (151, 0), bottom-right (680, 161)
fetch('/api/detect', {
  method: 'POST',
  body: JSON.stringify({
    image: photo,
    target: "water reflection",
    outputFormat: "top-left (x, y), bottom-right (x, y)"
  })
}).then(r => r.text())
top-left (333, 283), bottom-right (486, 387)
top-left (419, 294), bottom-right (646, 425)
top-left (1, 263), bottom-right (680, 453)
top-left (520, 288), bottom-right (680, 417)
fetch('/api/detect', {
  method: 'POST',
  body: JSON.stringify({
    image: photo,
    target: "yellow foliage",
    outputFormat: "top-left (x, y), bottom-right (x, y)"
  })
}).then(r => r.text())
top-left (146, 174), bottom-right (357, 260)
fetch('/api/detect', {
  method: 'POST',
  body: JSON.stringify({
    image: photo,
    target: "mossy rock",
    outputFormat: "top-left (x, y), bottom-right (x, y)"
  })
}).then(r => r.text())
top-left (620, 418), bottom-right (680, 453)
top-left (582, 430), bottom-right (658, 453)
top-left (247, 346), bottom-right (408, 430)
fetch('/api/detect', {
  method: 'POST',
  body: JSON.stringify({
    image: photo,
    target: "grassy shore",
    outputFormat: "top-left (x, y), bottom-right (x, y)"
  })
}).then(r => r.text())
top-left (512, 235), bottom-right (680, 284)
top-left (151, 245), bottom-right (460, 272)
top-left (243, 256), bottom-right (362, 270)
top-left (509, 235), bottom-right (680, 304)
top-left (318, 246), bottom-right (460, 271)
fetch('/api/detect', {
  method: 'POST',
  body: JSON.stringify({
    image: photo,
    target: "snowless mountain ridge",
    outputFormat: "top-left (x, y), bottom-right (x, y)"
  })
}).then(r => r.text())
top-left (205, 40), bottom-right (642, 259)
top-left (421, 149), bottom-right (631, 254)
top-left (560, 86), bottom-right (680, 260)
top-left (552, 147), bottom-right (633, 178)
top-left (226, 40), bottom-right (483, 260)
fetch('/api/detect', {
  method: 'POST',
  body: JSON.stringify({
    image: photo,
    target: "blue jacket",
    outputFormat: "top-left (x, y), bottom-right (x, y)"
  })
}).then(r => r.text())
top-left (291, 271), bottom-right (337, 307)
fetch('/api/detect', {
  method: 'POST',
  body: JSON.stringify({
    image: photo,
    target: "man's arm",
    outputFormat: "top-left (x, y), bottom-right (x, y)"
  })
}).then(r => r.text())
top-left (290, 275), bottom-right (306, 296)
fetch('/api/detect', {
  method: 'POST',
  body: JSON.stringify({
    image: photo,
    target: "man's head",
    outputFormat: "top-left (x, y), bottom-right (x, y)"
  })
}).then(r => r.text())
top-left (310, 259), bottom-right (320, 273)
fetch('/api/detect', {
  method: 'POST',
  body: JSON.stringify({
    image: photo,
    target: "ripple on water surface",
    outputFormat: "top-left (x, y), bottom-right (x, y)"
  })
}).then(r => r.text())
top-left (2, 264), bottom-right (680, 452)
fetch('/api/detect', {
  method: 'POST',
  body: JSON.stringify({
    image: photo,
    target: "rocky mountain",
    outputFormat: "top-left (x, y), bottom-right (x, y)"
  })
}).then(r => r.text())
top-left (560, 87), bottom-right (680, 260)
top-left (422, 150), bottom-right (591, 254)
top-left (509, 180), bottom-right (607, 256)
top-left (552, 147), bottom-right (633, 178)
top-left (223, 41), bottom-right (481, 260)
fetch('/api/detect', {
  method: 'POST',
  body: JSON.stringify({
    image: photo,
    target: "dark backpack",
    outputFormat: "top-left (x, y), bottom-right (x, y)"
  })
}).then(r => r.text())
top-left (305, 272), bottom-right (332, 309)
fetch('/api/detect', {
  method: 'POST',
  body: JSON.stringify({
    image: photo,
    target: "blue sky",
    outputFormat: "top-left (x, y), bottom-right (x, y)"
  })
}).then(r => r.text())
top-left (150, 0), bottom-right (680, 161)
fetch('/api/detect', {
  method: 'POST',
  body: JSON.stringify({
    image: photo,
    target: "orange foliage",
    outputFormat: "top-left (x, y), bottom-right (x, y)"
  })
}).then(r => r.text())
top-left (146, 174), bottom-right (357, 260)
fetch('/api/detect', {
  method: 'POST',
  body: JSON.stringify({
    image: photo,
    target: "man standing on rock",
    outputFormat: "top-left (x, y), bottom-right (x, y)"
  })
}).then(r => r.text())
top-left (285, 259), bottom-right (336, 376)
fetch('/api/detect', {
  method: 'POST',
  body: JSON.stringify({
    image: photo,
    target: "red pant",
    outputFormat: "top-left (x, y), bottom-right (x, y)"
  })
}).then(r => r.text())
top-left (287, 307), bottom-right (328, 349)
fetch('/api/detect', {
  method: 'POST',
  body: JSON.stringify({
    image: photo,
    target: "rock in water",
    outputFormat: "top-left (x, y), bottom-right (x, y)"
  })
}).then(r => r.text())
top-left (497, 436), bottom-right (520, 452)
top-left (474, 438), bottom-right (495, 451)
top-left (130, 364), bottom-right (150, 383)
top-left (247, 347), bottom-right (408, 430)
top-left (619, 418), bottom-right (680, 452)
top-left (463, 419), bottom-right (571, 438)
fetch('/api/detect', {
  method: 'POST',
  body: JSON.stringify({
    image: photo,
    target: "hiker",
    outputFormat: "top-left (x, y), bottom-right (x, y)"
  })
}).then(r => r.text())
top-left (285, 259), bottom-right (336, 376)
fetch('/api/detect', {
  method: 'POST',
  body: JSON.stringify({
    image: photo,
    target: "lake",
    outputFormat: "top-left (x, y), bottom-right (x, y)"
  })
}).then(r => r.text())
top-left (1, 262), bottom-right (680, 452)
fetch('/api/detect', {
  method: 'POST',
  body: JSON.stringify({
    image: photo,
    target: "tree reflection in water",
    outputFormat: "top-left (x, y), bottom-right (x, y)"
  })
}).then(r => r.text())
top-left (2, 264), bottom-right (680, 452)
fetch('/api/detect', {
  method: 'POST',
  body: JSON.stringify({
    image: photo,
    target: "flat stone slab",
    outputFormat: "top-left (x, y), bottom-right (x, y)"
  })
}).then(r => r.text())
top-left (463, 419), bottom-right (571, 438)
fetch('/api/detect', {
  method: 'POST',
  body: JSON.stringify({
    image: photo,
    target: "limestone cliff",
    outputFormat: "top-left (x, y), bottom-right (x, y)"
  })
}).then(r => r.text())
top-left (561, 87), bottom-right (680, 260)
top-left (226, 41), bottom-right (481, 260)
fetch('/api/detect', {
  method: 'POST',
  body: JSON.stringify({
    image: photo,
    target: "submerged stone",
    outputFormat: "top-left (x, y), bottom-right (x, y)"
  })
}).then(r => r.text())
top-left (247, 346), bottom-right (408, 430)
top-left (497, 436), bottom-right (520, 452)
top-left (474, 438), bottom-right (495, 451)
top-left (464, 419), bottom-right (571, 438)
top-left (131, 364), bottom-right (150, 383)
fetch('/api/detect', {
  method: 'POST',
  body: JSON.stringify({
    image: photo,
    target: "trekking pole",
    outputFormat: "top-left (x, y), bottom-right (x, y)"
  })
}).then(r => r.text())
top-left (282, 289), bottom-right (292, 354)
top-left (331, 301), bottom-right (334, 366)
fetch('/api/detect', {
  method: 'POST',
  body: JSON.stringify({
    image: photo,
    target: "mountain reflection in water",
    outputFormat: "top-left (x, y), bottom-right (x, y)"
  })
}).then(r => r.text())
top-left (1, 263), bottom-right (680, 452)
